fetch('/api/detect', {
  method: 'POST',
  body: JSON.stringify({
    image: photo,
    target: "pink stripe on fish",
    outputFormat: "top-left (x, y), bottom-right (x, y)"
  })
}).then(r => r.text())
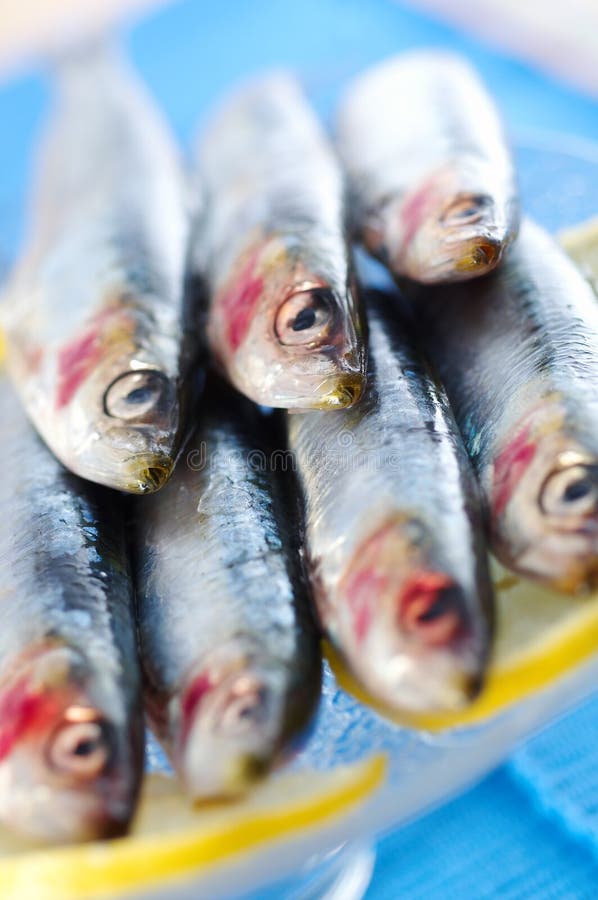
top-left (180, 671), bottom-right (214, 742)
top-left (400, 176), bottom-right (442, 251)
top-left (344, 567), bottom-right (386, 643)
top-left (0, 678), bottom-right (60, 761)
top-left (56, 329), bottom-right (103, 409)
top-left (492, 425), bottom-right (537, 518)
top-left (217, 246), bottom-right (265, 352)
top-left (342, 524), bottom-right (396, 644)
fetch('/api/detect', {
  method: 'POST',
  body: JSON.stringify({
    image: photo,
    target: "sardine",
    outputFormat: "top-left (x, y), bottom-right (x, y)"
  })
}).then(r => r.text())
top-left (0, 371), bottom-right (143, 843)
top-left (135, 381), bottom-right (321, 799)
top-left (336, 51), bottom-right (519, 283)
top-left (414, 218), bottom-right (598, 592)
top-left (1, 45), bottom-right (195, 493)
top-left (192, 73), bottom-right (365, 409)
top-left (287, 291), bottom-right (493, 713)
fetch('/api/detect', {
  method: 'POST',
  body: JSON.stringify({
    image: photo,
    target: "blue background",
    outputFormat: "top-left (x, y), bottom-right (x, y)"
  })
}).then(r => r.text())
top-left (3, 1), bottom-right (598, 896)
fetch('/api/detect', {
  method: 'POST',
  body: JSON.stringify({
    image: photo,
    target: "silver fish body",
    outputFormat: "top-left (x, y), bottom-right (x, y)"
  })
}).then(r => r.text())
top-left (0, 372), bottom-right (143, 843)
top-left (288, 291), bottom-right (493, 714)
top-left (135, 384), bottom-right (321, 799)
top-left (415, 218), bottom-right (598, 592)
top-left (192, 73), bottom-right (365, 409)
top-left (1, 45), bottom-right (195, 493)
top-left (336, 51), bottom-right (519, 283)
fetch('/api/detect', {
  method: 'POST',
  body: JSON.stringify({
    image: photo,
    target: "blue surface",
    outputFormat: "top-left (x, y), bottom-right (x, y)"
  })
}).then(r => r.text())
top-left (366, 694), bottom-right (598, 899)
top-left (367, 748), bottom-right (598, 900)
top-left (2, 1), bottom-right (598, 897)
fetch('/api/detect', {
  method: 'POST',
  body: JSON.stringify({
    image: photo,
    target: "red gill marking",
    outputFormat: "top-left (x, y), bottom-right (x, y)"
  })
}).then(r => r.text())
top-left (344, 566), bottom-right (388, 644)
top-left (180, 671), bottom-right (214, 743)
top-left (217, 246), bottom-right (265, 352)
top-left (398, 571), bottom-right (463, 647)
top-left (399, 177), bottom-right (442, 251)
top-left (0, 678), bottom-right (61, 761)
top-left (342, 523), bottom-right (400, 644)
top-left (492, 425), bottom-right (537, 518)
top-left (56, 328), bottom-right (104, 409)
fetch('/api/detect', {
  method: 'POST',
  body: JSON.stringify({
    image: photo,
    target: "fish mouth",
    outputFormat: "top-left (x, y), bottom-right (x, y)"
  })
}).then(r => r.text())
top-left (511, 536), bottom-right (598, 595)
top-left (88, 815), bottom-right (131, 841)
top-left (570, 563), bottom-right (598, 595)
top-left (454, 239), bottom-right (501, 275)
top-left (400, 236), bottom-right (503, 284)
top-left (232, 753), bottom-right (269, 785)
top-left (183, 752), bottom-right (269, 801)
top-left (127, 457), bottom-right (174, 494)
top-left (63, 807), bottom-right (132, 844)
top-left (366, 648), bottom-right (483, 714)
top-left (310, 373), bottom-right (366, 410)
top-left (464, 669), bottom-right (484, 702)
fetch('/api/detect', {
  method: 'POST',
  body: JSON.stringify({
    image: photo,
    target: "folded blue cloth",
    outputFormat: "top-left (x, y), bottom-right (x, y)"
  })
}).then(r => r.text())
top-left (510, 694), bottom-right (598, 854)
top-left (367, 695), bottom-right (598, 898)
top-left (367, 724), bottom-right (598, 898)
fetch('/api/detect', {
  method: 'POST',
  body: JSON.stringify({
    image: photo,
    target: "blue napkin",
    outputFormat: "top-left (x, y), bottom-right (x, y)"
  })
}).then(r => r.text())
top-left (367, 694), bottom-right (598, 899)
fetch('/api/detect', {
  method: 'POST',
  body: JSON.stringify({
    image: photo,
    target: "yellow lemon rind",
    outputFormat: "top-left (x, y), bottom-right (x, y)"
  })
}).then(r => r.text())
top-left (0, 754), bottom-right (386, 900)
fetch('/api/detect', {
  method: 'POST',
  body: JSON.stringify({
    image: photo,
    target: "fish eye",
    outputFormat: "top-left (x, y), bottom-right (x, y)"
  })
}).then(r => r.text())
top-left (275, 287), bottom-right (336, 347)
top-left (103, 369), bottom-right (174, 421)
top-left (404, 518), bottom-right (426, 544)
top-left (218, 680), bottom-right (269, 737)
top-left (47, 719), bottom-right (113, 780)
top-left (540, 464), bottom-right (598, 517)
top-left (441, 195), bottom-right (489, 227)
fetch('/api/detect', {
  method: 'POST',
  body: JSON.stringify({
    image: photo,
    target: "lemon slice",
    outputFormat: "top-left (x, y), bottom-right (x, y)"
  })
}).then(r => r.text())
top-left (560, 215), bottom-right (598, 291)
top-left (0, 755), bottom-right (385, 900)
top-left (327, 561), bottom-right (598, 732)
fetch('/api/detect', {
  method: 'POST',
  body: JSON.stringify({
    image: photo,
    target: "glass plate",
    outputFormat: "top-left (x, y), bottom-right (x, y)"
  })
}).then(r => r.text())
top-left (2, 133), bottom-right (598, 899)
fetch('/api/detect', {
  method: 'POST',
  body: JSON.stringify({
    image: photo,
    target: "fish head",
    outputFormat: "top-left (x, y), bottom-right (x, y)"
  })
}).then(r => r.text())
top-left (331, 516), bottom-right (490, 712)
top-left (0, 645), bottom-right (140, 843)
top-left (175, 642), bottom-right (292, 799)
top-left (208, 236), bottom-right (365, 409)
top-left (48, 303), bottom-right (180, 492)
top-left (369, 169), bottom-right (514, 283)
top-left (490, 399), bottom-right (598, 591)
